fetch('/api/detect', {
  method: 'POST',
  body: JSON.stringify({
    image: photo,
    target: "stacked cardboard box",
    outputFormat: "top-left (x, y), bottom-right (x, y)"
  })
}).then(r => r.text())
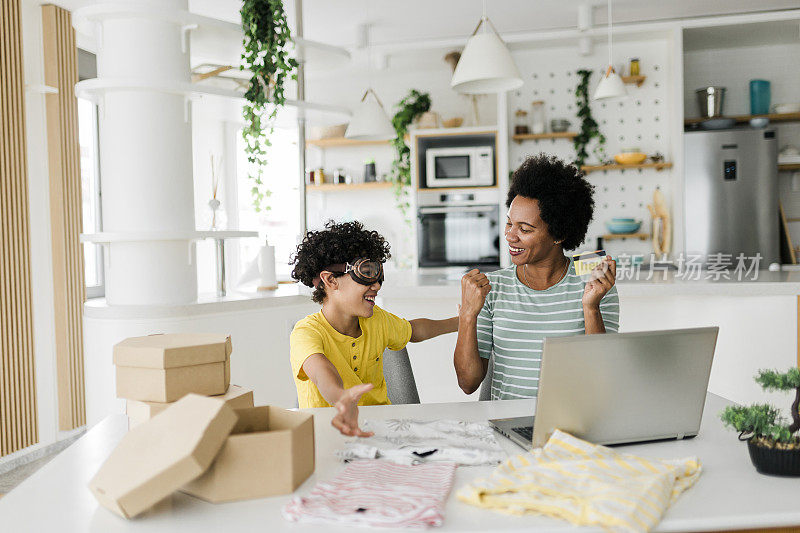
top-left (113, 333), bottom-right (255, 427)
top-left (114, 333), bottom-right (233, 402)
top-left (89, 394), bottom-right (315, 518)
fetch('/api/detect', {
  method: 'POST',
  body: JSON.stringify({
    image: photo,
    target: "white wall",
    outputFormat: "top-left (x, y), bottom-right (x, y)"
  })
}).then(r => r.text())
top-left (508, 37), bottom-right (678, 258)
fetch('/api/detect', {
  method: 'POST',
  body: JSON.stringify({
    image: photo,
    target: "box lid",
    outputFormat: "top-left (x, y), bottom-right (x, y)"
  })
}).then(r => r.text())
top-left (89, 394), bottom-right (237, 518)
top-left (113, 333), bottom-right (232, 369)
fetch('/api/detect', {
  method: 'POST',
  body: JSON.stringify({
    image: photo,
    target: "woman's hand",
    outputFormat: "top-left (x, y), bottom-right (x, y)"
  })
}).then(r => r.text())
top-left (582, 256), bottom-right (616, 308)
top-left (460, 269), bottom-right (491, 318)
top-left (331, 383), bottom-right (374, 437)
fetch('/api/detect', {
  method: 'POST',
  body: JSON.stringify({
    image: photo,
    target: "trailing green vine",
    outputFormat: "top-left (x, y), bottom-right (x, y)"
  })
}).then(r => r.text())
top-left (389, 89), bottom-right (431, 220)
top-left (240, 0), bottom-right (298, 212)
top-left (573, 69), bottom-right (606, 168)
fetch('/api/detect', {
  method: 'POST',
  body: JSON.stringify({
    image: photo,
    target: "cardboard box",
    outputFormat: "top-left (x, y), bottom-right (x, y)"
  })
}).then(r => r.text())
top-left (182, 406), bottom-right (315, 503)
top-left (89, 394), bottom-right (237, 519)
top-left (114, 333), bottom-right (232, 402)
top-left (126, 385), bottom-right (254, 428)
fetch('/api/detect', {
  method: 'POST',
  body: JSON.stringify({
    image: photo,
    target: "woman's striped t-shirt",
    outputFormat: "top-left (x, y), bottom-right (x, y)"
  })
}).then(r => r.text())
top-left (477, 257), bottom-right (620, 400)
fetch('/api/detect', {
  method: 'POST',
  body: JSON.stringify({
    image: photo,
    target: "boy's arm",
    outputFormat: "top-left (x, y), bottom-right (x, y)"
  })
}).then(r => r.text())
top-left (301, 354), bottom-right (374, 437)
top-left (408, 317), bottom-right (459, 343)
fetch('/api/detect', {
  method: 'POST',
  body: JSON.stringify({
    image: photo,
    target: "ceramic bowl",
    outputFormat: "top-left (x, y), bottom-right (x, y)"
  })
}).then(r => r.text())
top-left (772, 103), bottom-right (800, 114)
top-left (749, 117), bottom-right (769, 128)
top-left (614, 152), bottom-right (647, 165)
top-left (605, 220), bottom-right (642, 234)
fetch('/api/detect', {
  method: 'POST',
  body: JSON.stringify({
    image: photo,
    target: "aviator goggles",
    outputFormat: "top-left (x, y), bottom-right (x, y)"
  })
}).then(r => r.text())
top-left (312, 258), bottom-right (384, 288)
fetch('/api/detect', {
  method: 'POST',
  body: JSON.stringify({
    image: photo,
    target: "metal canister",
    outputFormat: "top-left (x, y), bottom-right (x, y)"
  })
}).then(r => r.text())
top-left (696, 87), bottom-right (726, 118)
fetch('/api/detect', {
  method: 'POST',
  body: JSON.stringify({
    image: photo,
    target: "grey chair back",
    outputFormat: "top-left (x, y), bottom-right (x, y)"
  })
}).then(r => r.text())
top-left (382, 347), bottom-right (420, 404)
top-left (478, 355), bottom-right (494, 401)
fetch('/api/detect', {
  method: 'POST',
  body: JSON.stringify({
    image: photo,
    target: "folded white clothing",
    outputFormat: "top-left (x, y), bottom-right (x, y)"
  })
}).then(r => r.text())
top-left (282, 460), bottom-right (457, 529)
top-left (336, 418), bottom-right (507, 466)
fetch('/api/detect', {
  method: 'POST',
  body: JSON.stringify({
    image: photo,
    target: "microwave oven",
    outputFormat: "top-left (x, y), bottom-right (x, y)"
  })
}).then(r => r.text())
top-left (424, 146), bottom-right (494, 188)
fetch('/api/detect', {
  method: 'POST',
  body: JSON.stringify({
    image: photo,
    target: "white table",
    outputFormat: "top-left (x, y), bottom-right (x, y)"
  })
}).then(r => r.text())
top-left (1, 394), bottom-right (799, 532)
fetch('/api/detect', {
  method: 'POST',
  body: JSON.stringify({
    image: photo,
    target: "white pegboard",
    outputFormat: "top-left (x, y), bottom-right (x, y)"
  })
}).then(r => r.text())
top-left (506, 39), bottom-right (675, 256)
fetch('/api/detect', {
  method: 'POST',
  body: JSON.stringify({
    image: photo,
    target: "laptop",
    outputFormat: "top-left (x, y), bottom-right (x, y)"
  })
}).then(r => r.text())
top-left (489, 327), bottom-right (719, 449)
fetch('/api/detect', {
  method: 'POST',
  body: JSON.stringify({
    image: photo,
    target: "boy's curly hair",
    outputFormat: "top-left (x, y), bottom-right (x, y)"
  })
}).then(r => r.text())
top-left (291, 220), bottom-right (391, 304)
top-left (506, 154), bottom-right (595, 251)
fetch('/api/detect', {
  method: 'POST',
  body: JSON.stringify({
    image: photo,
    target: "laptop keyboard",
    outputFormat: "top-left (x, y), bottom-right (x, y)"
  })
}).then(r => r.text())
top-left (511, 426), bottom-right (533, 441)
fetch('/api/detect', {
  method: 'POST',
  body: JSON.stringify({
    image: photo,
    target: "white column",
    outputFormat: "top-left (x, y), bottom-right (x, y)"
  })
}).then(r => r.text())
top-left (93, 0), bottom-right (197, 305)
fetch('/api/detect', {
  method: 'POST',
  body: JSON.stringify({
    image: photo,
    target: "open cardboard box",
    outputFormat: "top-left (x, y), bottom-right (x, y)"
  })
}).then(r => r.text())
top-left (90, 395), bottom-right (315, 518)
top-left (114, 333), bottom-right (232, 402)
top-left (182, 406), bottom-right (315, 503)
top-left (126, 384), bottom-right (254, 428)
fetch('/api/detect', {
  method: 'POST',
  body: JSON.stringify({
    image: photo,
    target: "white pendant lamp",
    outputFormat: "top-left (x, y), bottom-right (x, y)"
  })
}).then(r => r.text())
top-left (593, 0), bottom-right (627, 101)
top-left (450, 2), bottom-right (522, 94)
top-left (345, 88), bottom-right (396, 141)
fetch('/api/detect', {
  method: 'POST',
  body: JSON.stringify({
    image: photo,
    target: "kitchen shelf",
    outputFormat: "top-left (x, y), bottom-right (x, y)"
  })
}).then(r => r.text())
top-left (511, 132), bottom-right (578, 143)
top-left (621, 75), bottom-right (646, 87)
top-left (684, 112), bottom-right (800, 126)
top-left (779, 163), bottom-right (800, 172)
top-left (306, 137), bottom-right (392, 148)
top-left (601, 233), bottom-right (650, 241)
top-left (306, 182), bottom-right (392, 192)
top-left (581, 162), bottom-right (673, 173)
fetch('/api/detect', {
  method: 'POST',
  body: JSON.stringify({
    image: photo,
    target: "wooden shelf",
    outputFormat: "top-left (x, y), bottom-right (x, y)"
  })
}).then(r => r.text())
top-left (581, 162), bottom-right (673, 173)
top-left (512, 132), bottom-right (578, 143)
top-left (779, 163), bottom-right (800, 172)
top-left (306, 182), bottom-right (392, 192)
top-left (684, 112), bottom-right (800, 126)
top-left (621, 75), bottom-right (646, 87)
top-left (306, 137), bottom-right (393, 148)
top-left (602, 233), bottom-right (650, 241)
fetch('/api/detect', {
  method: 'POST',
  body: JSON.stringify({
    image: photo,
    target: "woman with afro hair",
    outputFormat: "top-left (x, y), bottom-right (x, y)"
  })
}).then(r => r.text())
top-left (454, 154), bottom-right (619, 400)
top-left (290, 220), bottom-right (457, 436)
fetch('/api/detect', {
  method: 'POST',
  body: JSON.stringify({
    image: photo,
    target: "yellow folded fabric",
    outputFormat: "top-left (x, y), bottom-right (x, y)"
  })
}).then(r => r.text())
top-left (458, 429), bottom-right (701, 533)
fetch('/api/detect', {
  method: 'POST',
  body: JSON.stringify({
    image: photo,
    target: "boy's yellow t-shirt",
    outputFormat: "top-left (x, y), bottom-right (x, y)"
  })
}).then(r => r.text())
top-left (289, 305), bottom-right (412, 408)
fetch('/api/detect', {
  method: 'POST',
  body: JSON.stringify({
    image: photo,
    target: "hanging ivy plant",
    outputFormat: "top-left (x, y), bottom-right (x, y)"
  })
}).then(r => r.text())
top-left (389, 89), bottom-right (431, 220)
top-left (240, 0), bottom-right (299, 212)
top-left (573, 69), bottom-right (606, 168)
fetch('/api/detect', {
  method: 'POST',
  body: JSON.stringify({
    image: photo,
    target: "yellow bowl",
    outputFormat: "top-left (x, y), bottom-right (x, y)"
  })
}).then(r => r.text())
top-left (614, 152), bottom-right (647, 165)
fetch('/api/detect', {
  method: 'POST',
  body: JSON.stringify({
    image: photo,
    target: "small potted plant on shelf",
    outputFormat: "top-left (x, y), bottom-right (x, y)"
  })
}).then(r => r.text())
top-left (720, 367), bottom-right (800, 477)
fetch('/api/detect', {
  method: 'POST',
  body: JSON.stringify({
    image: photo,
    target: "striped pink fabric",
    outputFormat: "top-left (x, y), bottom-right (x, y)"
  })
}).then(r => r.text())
top-left (282, 460), bottom-right (457, 529)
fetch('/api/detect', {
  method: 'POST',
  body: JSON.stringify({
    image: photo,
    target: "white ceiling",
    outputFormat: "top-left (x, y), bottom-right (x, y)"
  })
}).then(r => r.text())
top-left (184, 0), bottom-right (800, 48)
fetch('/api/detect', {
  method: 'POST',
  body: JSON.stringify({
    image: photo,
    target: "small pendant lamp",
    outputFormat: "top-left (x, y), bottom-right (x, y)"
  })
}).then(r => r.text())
top-left (593, 0), bottom-right (627, 100)
top-left (450, 1), bottom-right (522, 94)
top-left (345, 88), bottom-right (395, 141)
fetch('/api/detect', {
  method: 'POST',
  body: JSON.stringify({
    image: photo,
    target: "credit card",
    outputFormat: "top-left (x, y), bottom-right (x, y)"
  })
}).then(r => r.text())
top-left (572, 249), bottom-right (607, 277)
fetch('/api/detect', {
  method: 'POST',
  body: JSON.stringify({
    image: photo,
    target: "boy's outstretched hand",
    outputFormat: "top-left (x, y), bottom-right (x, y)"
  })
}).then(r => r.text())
top-left (332, 383), bottom-right (375, 437)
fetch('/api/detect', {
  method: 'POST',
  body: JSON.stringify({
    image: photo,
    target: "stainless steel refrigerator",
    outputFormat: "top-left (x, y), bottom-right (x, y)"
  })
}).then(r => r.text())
top-left (684, 128), bottom-right (778, 265)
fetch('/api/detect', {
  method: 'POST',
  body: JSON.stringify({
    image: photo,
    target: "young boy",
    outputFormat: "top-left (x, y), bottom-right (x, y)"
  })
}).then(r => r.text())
top-left (290, 221), bottom-right (458, 437)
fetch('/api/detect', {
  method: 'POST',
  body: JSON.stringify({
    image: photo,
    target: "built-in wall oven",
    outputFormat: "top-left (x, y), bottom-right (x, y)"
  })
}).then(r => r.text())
top-left (417, 189), bottom-right (500, 267)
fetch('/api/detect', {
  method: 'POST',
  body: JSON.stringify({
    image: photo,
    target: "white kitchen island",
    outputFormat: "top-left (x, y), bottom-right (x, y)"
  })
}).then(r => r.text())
top-left (1, 394), bottom-right (799, 532)
top-left (82, 268), bottom-right (800, 424)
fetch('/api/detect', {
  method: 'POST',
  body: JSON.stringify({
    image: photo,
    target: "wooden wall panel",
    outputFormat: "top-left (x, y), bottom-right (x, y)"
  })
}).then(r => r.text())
top-left (0, 0), bottom-right (39, 456)
top-left (41, 4), bottom-right (86, 431)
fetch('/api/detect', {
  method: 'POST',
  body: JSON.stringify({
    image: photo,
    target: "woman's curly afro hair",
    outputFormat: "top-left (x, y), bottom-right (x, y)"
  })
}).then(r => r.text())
top-left (291, 220), bottom-right (391, 304)
top-left (506, 153), bottom-right (595, 251)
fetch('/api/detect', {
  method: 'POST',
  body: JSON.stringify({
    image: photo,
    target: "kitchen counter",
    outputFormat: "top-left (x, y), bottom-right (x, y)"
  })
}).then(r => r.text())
top-left (83, 267), bottom-right (800, 320)
top-left (2, 393), bottom-right (799, 532)
top-left (377, 267), bottom-right (800, 299)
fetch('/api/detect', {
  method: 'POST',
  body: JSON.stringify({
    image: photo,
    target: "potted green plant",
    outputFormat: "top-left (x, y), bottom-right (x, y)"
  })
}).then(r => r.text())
top-left (720, 367), bottom-right (800, 477)
top-left (389, 89), bottom-right (431, 220)
top-left (240, 0), bottom-right (298, 212)
top-left (573, 69), bottom-right (606, 169)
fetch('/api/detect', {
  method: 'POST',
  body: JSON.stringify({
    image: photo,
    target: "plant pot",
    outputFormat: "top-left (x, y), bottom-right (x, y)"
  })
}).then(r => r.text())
top-left (747, 439), bottom-right (800, 477)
